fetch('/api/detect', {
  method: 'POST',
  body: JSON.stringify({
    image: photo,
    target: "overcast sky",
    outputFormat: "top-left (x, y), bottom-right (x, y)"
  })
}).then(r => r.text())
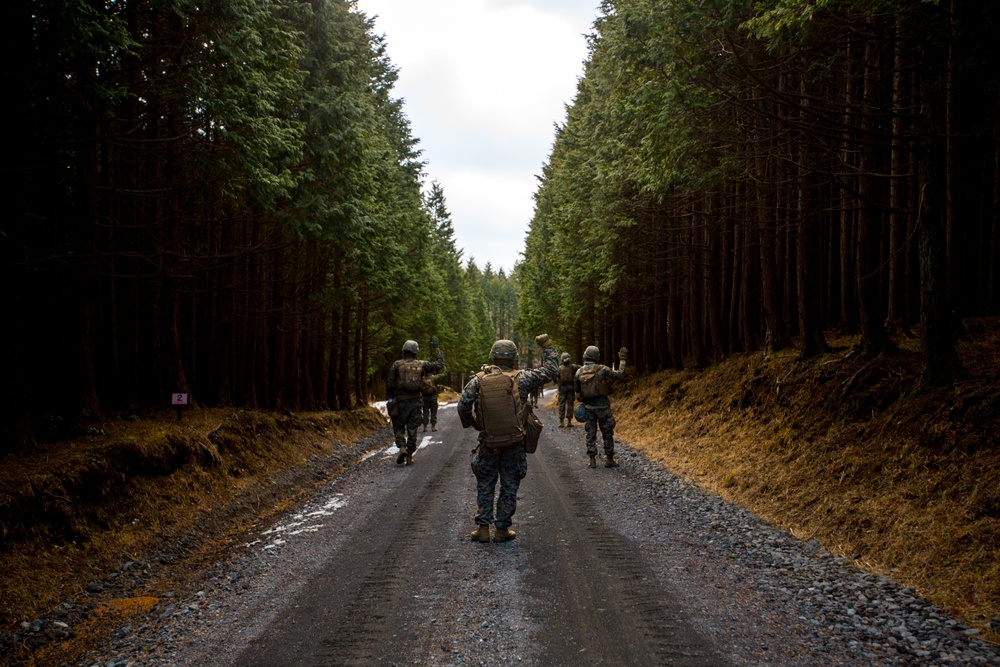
top-left (353, 0), bottom-right (601, 274)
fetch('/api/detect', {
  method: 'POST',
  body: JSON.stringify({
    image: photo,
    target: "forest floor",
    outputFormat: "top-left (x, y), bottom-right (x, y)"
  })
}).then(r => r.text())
top-left (1, 321), bottom-right (998, 664)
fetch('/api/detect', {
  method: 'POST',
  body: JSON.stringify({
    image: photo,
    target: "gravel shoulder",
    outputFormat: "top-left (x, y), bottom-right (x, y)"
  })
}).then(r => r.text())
top-left (60, 394), bottom-right (1000, 667)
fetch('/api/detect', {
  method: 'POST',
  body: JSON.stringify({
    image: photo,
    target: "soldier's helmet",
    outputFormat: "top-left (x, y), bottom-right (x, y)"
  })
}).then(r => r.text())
top-left (561, 352), bottom-right (571, 363)
top-left (489, 339), bottom-right (518, 366)
top-left (583, 345), bottom-right (600, 362)
top-left (402, 340), bottom-right (419, 355)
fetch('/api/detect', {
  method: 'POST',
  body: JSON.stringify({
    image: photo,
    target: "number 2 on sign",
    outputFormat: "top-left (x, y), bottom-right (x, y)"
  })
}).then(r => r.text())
top-left (172, 393), bottom-right (189, 406)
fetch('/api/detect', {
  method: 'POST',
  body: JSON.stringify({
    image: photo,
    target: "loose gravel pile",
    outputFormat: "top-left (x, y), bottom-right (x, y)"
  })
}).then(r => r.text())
top-left (6, 423), bottom-right (999, 667)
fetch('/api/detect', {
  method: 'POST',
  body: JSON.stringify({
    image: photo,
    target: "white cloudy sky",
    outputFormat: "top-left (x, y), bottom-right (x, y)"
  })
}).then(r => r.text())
top-left (353, 0), bottom-right (601, 273)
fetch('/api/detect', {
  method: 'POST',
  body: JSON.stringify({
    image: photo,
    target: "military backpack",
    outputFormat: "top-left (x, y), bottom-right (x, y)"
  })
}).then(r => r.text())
top-left (396, 359), bottom-right (424, 392)
top-left (475, 366), bottom-right (526, 449)
top-left (420, 374), bottom-right (437, 395)
top-left (577, 364), bottom-right (610, 399)
top-left (559, 364), bottom-right (576, 385)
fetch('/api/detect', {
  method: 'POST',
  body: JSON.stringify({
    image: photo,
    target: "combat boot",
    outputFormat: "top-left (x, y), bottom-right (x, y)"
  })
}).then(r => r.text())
top-left (588, 455), bottom-right (597, 468)
top-left (559, 420), bottom-right (564, 428)
top-left (432, 425), bottom-right (437, 432)
top-left (605, 454), bottom-right (620, 468)
top-left (567, 422), bottom-right (574, 428)
top-left (405, 452), bottom-right (414, 465)
top-left (470, 525), bottom-right (491, 542)
top-left (396, 448), bottom-right (407, 464)
top-left (493, 526), bottom-right (516, 542)
top-left (422, 424), bottom-right (428, 432)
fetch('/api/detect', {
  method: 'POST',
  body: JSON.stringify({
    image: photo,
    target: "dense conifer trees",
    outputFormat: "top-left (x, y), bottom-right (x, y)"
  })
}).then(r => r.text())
top-left (0, 0), bottom-right (503, 451)
top-left (519, 0), bottom-right (999, 385)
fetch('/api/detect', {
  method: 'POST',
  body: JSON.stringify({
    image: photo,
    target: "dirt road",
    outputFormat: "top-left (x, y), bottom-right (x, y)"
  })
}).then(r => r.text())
top-left (74, 391), bottom-right (1000, 667)
top-left (234, 395), bottom-right (721, 666)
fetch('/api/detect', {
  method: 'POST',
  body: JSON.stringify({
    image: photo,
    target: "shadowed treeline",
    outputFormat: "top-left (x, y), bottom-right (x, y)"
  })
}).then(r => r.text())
top-left (0, 0), bottom-right (518, 453)
top-left (518, 0), bottom-right (999, 382)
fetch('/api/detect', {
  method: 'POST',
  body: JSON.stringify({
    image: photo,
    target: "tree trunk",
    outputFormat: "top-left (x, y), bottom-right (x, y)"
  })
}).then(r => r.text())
top-left (917, 32), bottom-right (959, 386)
top-left (886, 17), bottom-right (910, 334)
top-left (857, 30), bottom-right (890, 356)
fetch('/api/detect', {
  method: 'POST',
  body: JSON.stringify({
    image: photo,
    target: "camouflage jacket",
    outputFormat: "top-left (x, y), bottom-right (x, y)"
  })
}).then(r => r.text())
top-left (574, 359), bottom-right (627, 408)
top-left (386, 349), bottom-right (445, 399)
top-left (457, 346), bottom-right (559, 432)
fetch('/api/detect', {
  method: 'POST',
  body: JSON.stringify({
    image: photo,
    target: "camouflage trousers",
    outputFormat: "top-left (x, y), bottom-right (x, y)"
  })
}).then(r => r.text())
top-left (391, 397), bottom-right (423, 453)
top-left (557, 385), bottom-right (575, 422)
top-left (421, 395), bottom-right (439, 426)
top-left (471, 441), bottom-right (527, 529)
top-left (582, 405), bottom-right (616, 457)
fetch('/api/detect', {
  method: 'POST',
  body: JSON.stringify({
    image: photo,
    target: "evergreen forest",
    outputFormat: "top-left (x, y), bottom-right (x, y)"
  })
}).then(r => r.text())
top-left (1, 0), bottom-right (518, 453)
top-left (5, 0), bottom-right (1000, 455)
top-left (518, 0), bottom-right (1000, 384)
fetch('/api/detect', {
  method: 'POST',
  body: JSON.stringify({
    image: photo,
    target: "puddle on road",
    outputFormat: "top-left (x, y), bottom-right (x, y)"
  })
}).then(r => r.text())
top-left (244, 405), bottom-right (455, 552)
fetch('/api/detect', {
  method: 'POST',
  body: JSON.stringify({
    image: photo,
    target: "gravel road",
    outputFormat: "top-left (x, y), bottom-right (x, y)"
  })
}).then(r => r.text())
top-left (64, 391), bottom-right (1000, 667)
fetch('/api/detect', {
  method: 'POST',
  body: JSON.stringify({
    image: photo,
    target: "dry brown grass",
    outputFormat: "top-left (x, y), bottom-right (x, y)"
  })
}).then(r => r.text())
top-left (0, 406), bottom-right (387, 653)
top-left (611, 318), bottom-right (1000, 641)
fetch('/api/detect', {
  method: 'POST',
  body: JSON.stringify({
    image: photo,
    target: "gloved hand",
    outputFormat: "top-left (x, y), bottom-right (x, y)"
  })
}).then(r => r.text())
top-left (535, 334), bottom-right (552, 349)
top-left (618, 346), bottom-right (628, 360)
top-left (431, 336), bottom-right (439, 349)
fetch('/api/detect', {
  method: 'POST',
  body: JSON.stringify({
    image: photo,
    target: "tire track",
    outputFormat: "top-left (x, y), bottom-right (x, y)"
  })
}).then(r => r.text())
top-left (235, 438), bottom-right (467, 666)
top-left (521, 433), bottom-right (725, 666)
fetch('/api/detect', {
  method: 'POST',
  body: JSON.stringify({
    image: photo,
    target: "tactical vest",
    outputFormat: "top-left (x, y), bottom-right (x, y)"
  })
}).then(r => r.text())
top-left (577, 364), bottom-right (610, 399)
top-left (559, 364), bottom-right (576, 385)
top-left (475, 367), bottom-right (525, 448)
top-left (396, 359), bottom-right (424, 392)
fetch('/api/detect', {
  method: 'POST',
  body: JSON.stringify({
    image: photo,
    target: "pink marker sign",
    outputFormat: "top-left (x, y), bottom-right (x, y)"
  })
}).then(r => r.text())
top-left (172, 393), bottom-right (189, 406)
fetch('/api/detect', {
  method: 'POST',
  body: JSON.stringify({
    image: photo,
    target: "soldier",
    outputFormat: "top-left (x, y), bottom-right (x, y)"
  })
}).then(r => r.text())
top-left (386, 338), bottom-right (445, 465)
top-left (458, 334), bottom-right (557, 542)
top-left (557, 352), bottom-right (580, 428)
top-left (421, 368), bottom-right (448, 432)
top-left (575, 345), bottom-right (627, 469)
top-left (529, 381), bottom-right (541, 408)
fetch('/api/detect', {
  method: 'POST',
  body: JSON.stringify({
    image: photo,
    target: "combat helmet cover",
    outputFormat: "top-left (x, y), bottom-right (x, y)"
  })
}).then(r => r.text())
top-left (402, 340), bottom-right (419, 355)
top-left (583, 345), bottom-right (600, 362)
top-left (489, 339), bottom-right (518, 365)
top-left (560, 352), bottom-right (571, 363)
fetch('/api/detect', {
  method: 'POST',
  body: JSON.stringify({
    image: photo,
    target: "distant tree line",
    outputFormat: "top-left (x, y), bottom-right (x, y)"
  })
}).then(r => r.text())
top-left (518, 0), bottom-right (999, 385)
top-left (0, 0), bottom-right (511, 452)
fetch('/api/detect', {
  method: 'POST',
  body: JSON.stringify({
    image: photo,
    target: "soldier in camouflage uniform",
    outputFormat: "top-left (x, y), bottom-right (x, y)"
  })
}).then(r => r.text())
top-left (575, 345), bottom-right (627, 468)
top-left (421, 369), bottom-right (448, 432)
top-left (458, 334), bottom-right (558, 542)
top-left (557, 352), bottom-right (580, 428)
top-left (386, 338), bottom-right (445, 465)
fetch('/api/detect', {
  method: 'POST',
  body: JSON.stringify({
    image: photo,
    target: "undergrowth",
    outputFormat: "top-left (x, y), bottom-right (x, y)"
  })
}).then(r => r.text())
top-left (612, 317), bottom-right (1000, 641)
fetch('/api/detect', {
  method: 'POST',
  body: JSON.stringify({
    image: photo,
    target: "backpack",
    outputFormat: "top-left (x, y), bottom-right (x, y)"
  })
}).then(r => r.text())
top-left (577, 364), bottom-right (610, 399)
top-left (420, 373), bottom-right (437, 395)
top-left (559, 364), bottom-right (576, 384)
top-left (396, 359), bottom-right (424, 392)
top-left (475, 367), bottom-right (526, 449)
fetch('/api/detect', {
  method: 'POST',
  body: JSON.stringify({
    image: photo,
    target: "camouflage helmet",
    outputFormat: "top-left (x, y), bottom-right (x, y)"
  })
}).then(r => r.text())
top-left (489, 339), bottom-right (518, 364)
top-left (583, 345), bottom-right (600, 362)
top-left (402, 340), bottom-right (419, 355)
top-left (560, 352), bottom-right (571, 363)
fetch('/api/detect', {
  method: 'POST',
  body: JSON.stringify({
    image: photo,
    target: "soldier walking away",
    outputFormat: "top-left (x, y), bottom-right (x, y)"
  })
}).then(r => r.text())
top-left (529, 381), bottom-right (541, 408)
top-left (386, 338), bottom-right (445, 465)
top-left (421, 368), bottom-right (448, 432)
top-left (458, 334), bottom-right (558, 543)
top-left (557, 352), bottom-right (580, 428)
top-left (575, 345), bottom-right (627, 469)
